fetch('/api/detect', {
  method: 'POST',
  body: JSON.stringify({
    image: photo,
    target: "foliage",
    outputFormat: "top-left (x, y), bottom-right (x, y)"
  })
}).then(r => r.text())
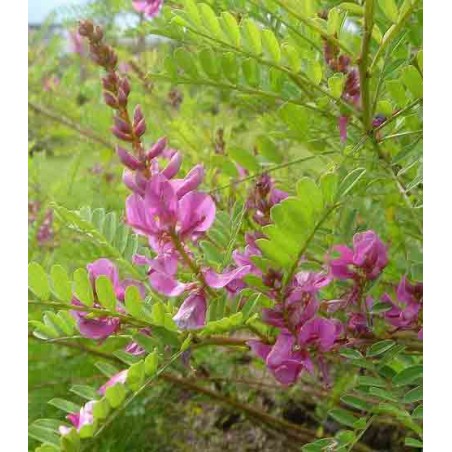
top-left (29, 0), bottom-right (422, 450)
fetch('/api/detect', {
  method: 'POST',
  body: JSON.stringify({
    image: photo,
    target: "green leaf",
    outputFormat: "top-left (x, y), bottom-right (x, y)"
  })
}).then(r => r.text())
top-left (126, 360), bottom-right (145, 391)
top-left (401, 65), bottom-right (423, 98)
top-left (70, 385), bottom-right (99, 401)
top-left (338, 2), bottom-right (364, 15)
top-left (184, 0), bottom-right (201, 25)
top-left (296, 178), bottom-right (323, 214)
top-left (73, 268), bottom-right (94, 307)
top-left (327, 8), bottom-right (342, 35)
top-left (369, 386), bottom-right (399, 402)
top-left (33, 419), bottom-right (63, 431)
top-left (229, 147), bottom-right (259, 172)
top-left (393, 365), bottom-right (423, 386)
top-left (105, 383), bottom-right (127, 408)
top-left (412, 404), bottom-right (423, 419)
top-left (95, 361), bottom-right (119, 378)
top-left (50, 264), bottom-right (72, 302)
top-left (36, 444), bottom-right (60, 452)
top-left (278, 104), bottom-right (308, 136)
top-left (174, 48), bottom-right (198, 78)
top-left (367, 340), bottom-right (396, 357)
top-left (43, 311), bottom-right (73, 336)
top-left (28, 425), bottom-right (60, 447)
top-left (302, 438), bottom-right (337, 451)
top-left (221, 52), bottom-right (239, 83)
top-left (320, 172), bottom-right (339, 206)
top-left (220, 11), bottom-right (240, 46)
top-left (79, 422), bottom-right (96, 438)
top-left (403, 386), bottom-right (423, 403)
top-left (29, 320), bottom-right (59, 339)
top-left (371, 302), bottom-right (392, 313)
top-left (200, 240), bottom-right (223, 265)
top-left (241, 58), bottom-right (260, 87)
top-left (29, 262), bottom-right (50, 300)
top-left (356, 376), bottom-right (386, 387)
top-left (242, 18), bottom-right (262, 54)
top-left (341, 395), bottom-right (373, 411)
top-left (282, 44), bottom-right (300, 72)
top-left (339, 167), bottom-right (366, 196)
top-left (144, 350), bottom-right (159, 376)
top-left (262, 29), bottom-right (280, 63)
top-left (124, 285), bottom-right (144, 318)
top-left (386, 79), bottom-right (407, 107)
top-left (329, 408), bottom-right (360, 428)
top-left (376, 100), bottom-right (393, 116)
top-left (95, 275), bottom-right (116, 311)
top-left (328, 73), bottom-right (345, 99)
top-left (48, 398), bottom-right (80, 413)
top-left (92, 398), bottom-right (110, 420)
top-left (405, 437), bottom-right (423, 448)
top-left (305, 60), bottom-right (323, 85)
top-left (417, 49), bottom-right (423, 73)
top-left (199, 48), bottom-right (220, 79)
top-left (339, 348), bottom-right (363, 360)
top-left (199, 3), bottom-right (223, 39)
top-left (378, 0), bottom-right (399, 22)
top-left (256, 136), bottom-right (283, 163)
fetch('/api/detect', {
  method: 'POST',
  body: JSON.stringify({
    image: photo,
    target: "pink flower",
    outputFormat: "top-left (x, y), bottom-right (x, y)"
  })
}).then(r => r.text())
top-left (59, 401), bottom-right (95, 435)
top-left (43, 75), bottom-right (60, 92)
top-left (249, 333), bottom-right (313, 385)
top-left (383, 277), bottom-right (422, 330)
top-left (98, 370), bottom-right (128, 395)
top-left (126, 174), bottom-right (215, 249)
top-left (71, 259), bottom-right (145, 340)
top-left (330, 230), bottom-right (388, 281)
top-left (298, 317), bottom-right (342, 352)
top-left (132, 0), bottom-right (163, 18)
top-left (173, 291), bottom-right (207, 330)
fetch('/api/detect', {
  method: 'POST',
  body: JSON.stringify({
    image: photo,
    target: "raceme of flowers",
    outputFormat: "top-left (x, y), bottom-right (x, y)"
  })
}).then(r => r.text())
top-left (70, 21), bottom-right (423, 394)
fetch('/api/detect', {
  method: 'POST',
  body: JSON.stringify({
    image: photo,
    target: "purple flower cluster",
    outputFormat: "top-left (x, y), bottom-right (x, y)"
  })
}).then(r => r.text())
top-left (246, 173), bottom-right (288, 226)
top-left (323, 41), bottom-right (361, 142)
top-left (29, 201), bottom-right (54, 246)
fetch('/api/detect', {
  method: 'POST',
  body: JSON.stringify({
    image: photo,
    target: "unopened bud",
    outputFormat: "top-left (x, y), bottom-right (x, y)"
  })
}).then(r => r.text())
top-left (117, 88), bottom-right (128, 108)
top-left (119, 77), bottom-right (131, 96)
top-left (111, 127), bottom-right (133, 142)
top-left (116, 146), bottom-right (143, 170)
top-left (103, 91), bottom-right (118, 108)
top-left (92, 25), bottom-right (104, 43)
top-left (114, 115), bottom-right (132, 134)
top-left (161, 152), bottom-right (182, 179)
top-left (134, 118), bottom-right (146, 137)
top-left (133, 105), bottom-right (144, 124)
top-left (147, 137), bottom-right (167, 159)
top-left (78, 20), bottom-right (93, 37)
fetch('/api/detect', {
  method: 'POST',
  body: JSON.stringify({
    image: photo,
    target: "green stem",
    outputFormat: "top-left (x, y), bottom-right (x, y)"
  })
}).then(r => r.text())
top-left (358, 0), bottom-right (375, 132)
top-left (29, 299), bottom-right (149, 328)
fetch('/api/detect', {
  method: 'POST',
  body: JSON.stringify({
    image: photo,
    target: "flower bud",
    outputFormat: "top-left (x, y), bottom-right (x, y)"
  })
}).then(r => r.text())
top-left (111, 127), bottom-right (133, 142)
top-left (133, 105), bottom-right (144, 125)
top-left (114, 115), bottom-right (132, 134)
top-left (103, 91), bottom-right (118, 108)
top-left (78, 20), bottom-right (94, 37)
top-left (117, 88), bottom-right (128, 108)
top-left (146, 137), bottom-right (167, 159)
top-left (92, 25), bottom-right (104, 43)
top-left (119, 77), bottom-right (131, 96)
top-left (116, 146), bottom-right (143, 170)
top-left (134, 118), bottom-right (146, 137)
top-left (162, 152), bottom-right (182, 179)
